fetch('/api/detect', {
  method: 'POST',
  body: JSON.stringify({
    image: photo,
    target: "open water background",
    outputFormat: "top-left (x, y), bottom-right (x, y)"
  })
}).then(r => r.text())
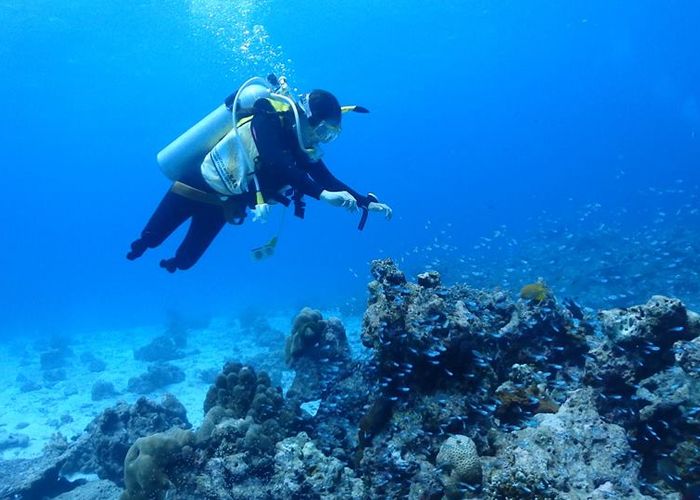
top-left (1, 0), bottom-right (699, 337)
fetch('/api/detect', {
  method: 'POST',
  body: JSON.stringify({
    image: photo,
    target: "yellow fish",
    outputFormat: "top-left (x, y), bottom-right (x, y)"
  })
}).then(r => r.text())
top-left (520, 282), bottom-right (550, 303)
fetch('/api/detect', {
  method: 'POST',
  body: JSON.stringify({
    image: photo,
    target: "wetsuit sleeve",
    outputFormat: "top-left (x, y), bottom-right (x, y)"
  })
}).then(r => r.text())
top-left (251, 99), bottom-right (327, 199)
top-left (304, 159), bottom-right (371, 207)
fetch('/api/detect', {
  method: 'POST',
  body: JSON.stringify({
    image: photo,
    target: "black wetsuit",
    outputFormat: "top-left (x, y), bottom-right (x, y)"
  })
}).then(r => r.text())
top-left (127, 97), bottom-right (368, 272)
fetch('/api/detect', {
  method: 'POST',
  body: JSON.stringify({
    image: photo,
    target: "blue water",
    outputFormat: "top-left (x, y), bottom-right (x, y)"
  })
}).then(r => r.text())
top-left (1, 1), bottom-right (699, 337)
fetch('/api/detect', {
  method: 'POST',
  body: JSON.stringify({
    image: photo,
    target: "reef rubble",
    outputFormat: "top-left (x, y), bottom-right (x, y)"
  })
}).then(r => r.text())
top-left (2, 258), bottom-right (699, 499)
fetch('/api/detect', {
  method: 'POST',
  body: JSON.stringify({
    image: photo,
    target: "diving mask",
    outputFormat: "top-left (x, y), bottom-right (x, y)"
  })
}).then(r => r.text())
top-left (313, 120), bottom-right (341, 143)
top-left (299, 92), bottom-right (342, 144)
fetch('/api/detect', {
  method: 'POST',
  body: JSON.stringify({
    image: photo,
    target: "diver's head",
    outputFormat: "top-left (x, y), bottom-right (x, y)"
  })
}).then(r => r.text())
top-left (301, 89), bottom-right (342, 144)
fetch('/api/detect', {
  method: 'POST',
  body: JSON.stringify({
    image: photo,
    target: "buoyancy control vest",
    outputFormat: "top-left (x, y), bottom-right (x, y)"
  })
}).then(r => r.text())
top-left (200, 118), bottom-right (258, 196)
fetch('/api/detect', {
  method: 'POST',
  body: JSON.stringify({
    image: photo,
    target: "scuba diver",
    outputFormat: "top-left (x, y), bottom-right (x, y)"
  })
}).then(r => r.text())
top-left (127, 75), bottom-right (392, 273)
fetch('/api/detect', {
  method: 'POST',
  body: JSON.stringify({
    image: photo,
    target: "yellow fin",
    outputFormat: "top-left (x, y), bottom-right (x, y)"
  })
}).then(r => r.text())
top-left (251, 236), bottom-right (278, 261)
top-left (341, 105), bottom-right (369, 114)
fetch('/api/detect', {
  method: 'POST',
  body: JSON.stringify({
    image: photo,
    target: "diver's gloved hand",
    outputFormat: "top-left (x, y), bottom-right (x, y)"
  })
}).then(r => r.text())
top-left (320, 190), bottom-right (358, 213)
top-left (252, 203), bottom-right (271, 223)
top-left (368, 201), bottom-right (393, 220)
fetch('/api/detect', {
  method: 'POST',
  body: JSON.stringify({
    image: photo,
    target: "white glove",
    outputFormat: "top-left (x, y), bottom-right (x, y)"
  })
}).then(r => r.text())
top-left (320, 190), bottom-right (358, 213)
top-left (368, 201), bottom-right (393, 220)
top-left (252, 203), bottom-right (271, 223)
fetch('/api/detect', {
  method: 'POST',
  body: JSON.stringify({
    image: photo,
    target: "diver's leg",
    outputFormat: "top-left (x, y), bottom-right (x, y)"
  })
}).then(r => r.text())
top-left (159, 205), bottom-right (226, 272)
top-left (127, 190), bottom-right (194, 260)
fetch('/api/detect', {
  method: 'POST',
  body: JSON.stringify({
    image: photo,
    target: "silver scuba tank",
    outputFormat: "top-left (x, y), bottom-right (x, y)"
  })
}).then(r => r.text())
top-left (156, 78), bottom-right (273, 182)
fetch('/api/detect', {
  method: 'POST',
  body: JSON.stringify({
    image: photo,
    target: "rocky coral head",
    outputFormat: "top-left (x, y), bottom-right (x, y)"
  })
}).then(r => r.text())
top-left (204, 362), bottom-right (279, 419)
top-left (285, 307), bottom-right (326, 365)
top-left (590, 296), bottom-right (699, 388)
top-left (599, 296), bottom-right (692, 346)
top-left (436, 434), bottom-right (482, 498)
top-left (417, 271), bottom-right (441, 289)
top-left (285, 307), bottom-right (351, 368)
top-left (371, 258), bottom-right (408, 286)
top-left (121, 428), bottom-right (195, 500)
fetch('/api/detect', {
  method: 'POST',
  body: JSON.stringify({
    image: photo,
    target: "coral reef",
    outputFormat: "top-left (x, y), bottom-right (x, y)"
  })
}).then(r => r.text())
top-left (187, 362), bottom-right (294, 486)
top-left (134, 333), bottom-right (187, 363)
top-left (519, 280), bottom-right (550, 302)
top-left (630, 366), bottom-right (700, 495)
top-left (346, 259), bottom-right (698, 497)
top-left (588, 295), bottom-right (696, 389)
top-left (127, 363), bottom-right (185, 394)
top-left (52, 480), bottom-right (121, 499)
top-left (40, 343), bottom-right (74, 371)
top-left (284, 307), bottom-right (353, 401)
top-left (0, 451), bottom-right (79, 499)
top-left (202, 362), bottom-right (289, 424)
top-left (270, 432), bottom-right (365, 498)
top-left (4, 258), bottom-right (700, 499)
top-left (436, 434), bottom-right (482, 498)
top-left (482, 388), bottom-right (646, 498)
top-left (121, 428), bottom-right (195, 500)
top-left (360, 259), bottom-right (587, 439)
top-left (238, 306), bottom-right (286, 349)
top-left (184, 430), bottom-right (366, 499)
top-left (81, 352), bottom-right (107, 372)
top-left (35, 338), bottom-right (75, 387)
top-left (676, 335), bottom-right (700, 377)
top-left (0, 432), bottom-right (30, 451)
top-left (0, 395), bottom-right (189, 499)
top-left (61, 395), bottom-right (190, 484)
top-left (91, 380), bottom-right (119, 401)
